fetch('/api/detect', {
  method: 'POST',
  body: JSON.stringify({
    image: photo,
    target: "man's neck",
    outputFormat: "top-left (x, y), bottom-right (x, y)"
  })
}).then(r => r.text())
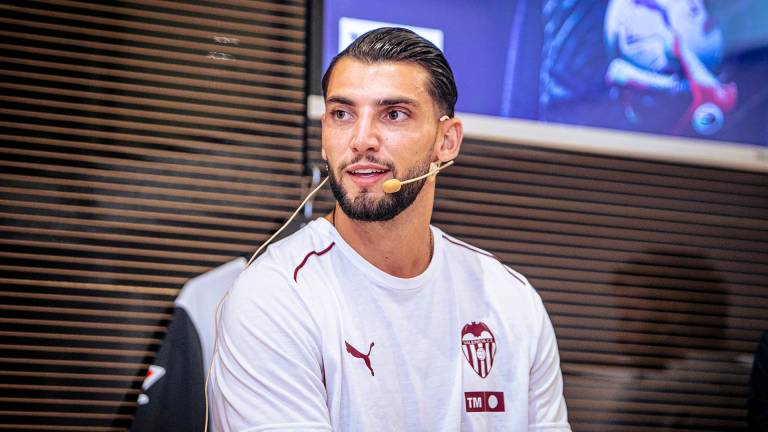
top-left (325, 190), bottom-right (435, 278)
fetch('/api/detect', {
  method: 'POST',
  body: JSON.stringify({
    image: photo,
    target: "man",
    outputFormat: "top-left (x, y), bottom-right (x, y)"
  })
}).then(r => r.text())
top-left (210, 27), bottom-right (570, 431)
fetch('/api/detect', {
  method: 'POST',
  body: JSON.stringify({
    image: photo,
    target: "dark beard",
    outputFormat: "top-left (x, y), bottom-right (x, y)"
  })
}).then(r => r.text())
top-left (328, 158), bottom-right (430, 222)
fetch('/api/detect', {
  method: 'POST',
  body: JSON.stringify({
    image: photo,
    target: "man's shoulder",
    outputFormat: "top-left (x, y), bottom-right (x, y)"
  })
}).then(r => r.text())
top-left (252, 218), bottom-right (335, 273)
top-left (438, 230), bottom-right (530, 288)
top-left (230, 219), bottom-right (334, 291)
top-left (438, 230), bottom-right (547, 326)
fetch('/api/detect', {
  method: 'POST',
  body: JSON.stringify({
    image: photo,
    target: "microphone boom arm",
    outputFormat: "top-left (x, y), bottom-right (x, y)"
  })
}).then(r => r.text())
top-left (382, 160), bottom-right (454, 193)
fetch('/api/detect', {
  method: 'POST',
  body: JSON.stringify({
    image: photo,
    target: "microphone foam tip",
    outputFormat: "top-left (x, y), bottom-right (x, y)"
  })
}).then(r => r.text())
top-left (382, 179), bottom-right (401, 193)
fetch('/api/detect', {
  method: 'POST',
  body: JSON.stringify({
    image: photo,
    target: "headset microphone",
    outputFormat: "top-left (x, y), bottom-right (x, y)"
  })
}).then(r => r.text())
top-left (382, 160), bottom-right (454, 193)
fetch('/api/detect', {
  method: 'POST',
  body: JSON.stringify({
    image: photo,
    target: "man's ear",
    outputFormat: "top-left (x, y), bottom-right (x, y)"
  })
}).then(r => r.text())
top-left (435, 117), bottom-right (463, 162)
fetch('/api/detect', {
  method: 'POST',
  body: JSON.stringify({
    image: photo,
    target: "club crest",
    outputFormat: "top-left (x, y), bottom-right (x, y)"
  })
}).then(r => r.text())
top-left (461, 321), bottom-right (496, 379)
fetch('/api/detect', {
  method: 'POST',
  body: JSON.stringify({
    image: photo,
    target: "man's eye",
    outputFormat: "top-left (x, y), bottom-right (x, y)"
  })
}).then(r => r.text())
top-left (333, 110), bottom-right (349, 120)
top-left (387, 110), bottom-right (407, 121)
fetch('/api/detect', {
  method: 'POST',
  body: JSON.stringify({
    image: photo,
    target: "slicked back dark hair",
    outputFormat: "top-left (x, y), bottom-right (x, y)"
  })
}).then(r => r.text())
top-left (321, 27), bottom-right (458, 117)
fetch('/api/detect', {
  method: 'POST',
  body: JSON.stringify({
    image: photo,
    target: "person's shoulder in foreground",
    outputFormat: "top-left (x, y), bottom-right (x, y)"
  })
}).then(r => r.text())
top-left (210, 26), bottom-right (570, 431)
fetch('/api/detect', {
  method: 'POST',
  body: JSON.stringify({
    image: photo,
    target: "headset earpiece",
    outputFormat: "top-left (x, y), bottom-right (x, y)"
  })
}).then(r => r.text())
top-left (427, 162), bottom-right (440, 182)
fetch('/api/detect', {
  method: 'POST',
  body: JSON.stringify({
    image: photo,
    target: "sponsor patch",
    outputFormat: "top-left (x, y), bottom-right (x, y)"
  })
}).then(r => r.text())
top-left (464, 391), bottom-right (505, 412)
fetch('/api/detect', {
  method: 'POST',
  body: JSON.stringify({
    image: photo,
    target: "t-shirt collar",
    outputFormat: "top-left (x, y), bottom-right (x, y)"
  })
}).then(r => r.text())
top-left (314, 217), bottom-right (442, 290)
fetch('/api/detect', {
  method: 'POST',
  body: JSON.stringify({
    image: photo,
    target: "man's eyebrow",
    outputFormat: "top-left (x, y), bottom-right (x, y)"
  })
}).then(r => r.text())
top-left (377, 97), bottom-right (418, 107)
top-left (325, 96), bottom-right (355, 106)
top-left (325, 96), bottom-right (420, 107)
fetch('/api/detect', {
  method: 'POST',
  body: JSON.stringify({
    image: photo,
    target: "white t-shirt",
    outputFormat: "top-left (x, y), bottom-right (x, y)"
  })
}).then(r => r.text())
top-left (210, 218), bottom-right (570, 431)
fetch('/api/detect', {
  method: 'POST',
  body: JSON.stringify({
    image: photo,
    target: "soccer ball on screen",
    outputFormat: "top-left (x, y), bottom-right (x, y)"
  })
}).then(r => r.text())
top-left (604, 0), bottom-right (735, 135)
top-left (605, 0), bottom-right (723, 74)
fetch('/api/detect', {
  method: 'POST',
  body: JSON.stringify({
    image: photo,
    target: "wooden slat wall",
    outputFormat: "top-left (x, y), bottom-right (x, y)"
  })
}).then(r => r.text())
top-left (3, 0), bottom-right (766, 428)
top-left (0, 1), bottom-right (306, 430)
top-left (308, 121), bottom-right (768, 431)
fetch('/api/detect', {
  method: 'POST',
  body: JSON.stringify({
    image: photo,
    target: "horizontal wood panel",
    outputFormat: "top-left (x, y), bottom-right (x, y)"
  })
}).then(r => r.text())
top-left (448, 163), bottom-right (766, 209)
top-left (437, 191), bottom-right (767, 242)
top-left (136, 0), bottom-right (305, 16)
top-left (0, 236), bottom-right (237, 265)
top-left (0, 397), bottom-right (136, 407)
top-left (36, 0), bottom-right (305, 35)
top-left (565, 390), bottom-right (743, 410)
top-left (438, 221), bottom-right (768, 265)
top-left (0, 358), bottom-right (148, 370)
top-left (0, 210), bottom-right (275, 243)
top-left (0, 425), bottom-right (125, 431)
top-left (0, 305), bottom-right (170, 322)
top-left (1, 108), bottom-right (303, 149)
top-left (122, 0), bottom-right (306, 26)
top-left (563, 370), bottom-right (748, 395)
top-left (0, 371), bottom-right (143, 383)
top-left (443, 170), bottom-right (765, 219)
top-left (434, 206), bottom-right (767, 253)
top-left (459, 238), bottom-right (768, 279)
top-left (0, 70), bottom-right (303, 120)
top-left (0, 40), bottom-right (303, 86)
top-left (0, 176), bottom-right (302, 209)
top-left (0, 218), bottom-right (280, 248)
top-left (0, 161), bottom-right (299, 197)
top-left (4, 92), bottom-right (303, 136)
top-left (1, 82), bottom-right (303, 125)
top-left (0, 344), bottom-right (155, 359)
top-left (0, 29), bottom-right (301, 77)
top-left (0, 55), bottom-right (305, 103)
top-left (457, 141), bottom-right (768, 192)
top-left (2, 1), bottom-right (304, 42)
top-left (0, 412), bottom-right (132, 420)
top-left (0, 186), bottom-right (299, 220)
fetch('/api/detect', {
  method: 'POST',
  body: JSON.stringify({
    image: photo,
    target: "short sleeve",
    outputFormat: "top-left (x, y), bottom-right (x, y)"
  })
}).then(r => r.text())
top-left (209, 263), bottom-right (332, 431)
top-left (528, 292), bottom-right (571, 431)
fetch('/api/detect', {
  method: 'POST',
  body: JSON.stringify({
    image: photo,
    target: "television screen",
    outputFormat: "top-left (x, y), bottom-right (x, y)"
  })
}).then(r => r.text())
top-left (322, 0), bottom-right (768, 149)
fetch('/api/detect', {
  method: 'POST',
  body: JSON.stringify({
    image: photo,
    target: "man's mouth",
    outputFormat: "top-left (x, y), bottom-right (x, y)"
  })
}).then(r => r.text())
top-left (345, 163), bottom-right (392, 186)
top-left (349, 168), bottom-right (389, 177)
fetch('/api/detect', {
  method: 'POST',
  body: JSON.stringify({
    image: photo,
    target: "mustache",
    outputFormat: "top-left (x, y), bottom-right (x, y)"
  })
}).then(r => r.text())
top-left (336, 154), bottom-right (396, 172)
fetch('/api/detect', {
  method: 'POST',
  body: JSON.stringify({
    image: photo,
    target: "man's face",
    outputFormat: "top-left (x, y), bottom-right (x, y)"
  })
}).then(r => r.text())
top-left (321, 58), bottom-right (441, 221)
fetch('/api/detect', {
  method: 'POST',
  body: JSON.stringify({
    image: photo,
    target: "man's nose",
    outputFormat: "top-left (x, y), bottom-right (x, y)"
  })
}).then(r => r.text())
top-left (350, 112), bottom-right (380, 153)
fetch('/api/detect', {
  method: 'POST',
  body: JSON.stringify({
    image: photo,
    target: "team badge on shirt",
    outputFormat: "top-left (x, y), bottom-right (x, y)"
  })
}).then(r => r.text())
top-left (461, 321), bottom-right (496, 378)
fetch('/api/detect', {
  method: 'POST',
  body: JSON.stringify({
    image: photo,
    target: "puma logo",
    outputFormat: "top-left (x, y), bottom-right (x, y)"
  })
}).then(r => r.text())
top-left (345, 341), bottom-right (375, 376)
